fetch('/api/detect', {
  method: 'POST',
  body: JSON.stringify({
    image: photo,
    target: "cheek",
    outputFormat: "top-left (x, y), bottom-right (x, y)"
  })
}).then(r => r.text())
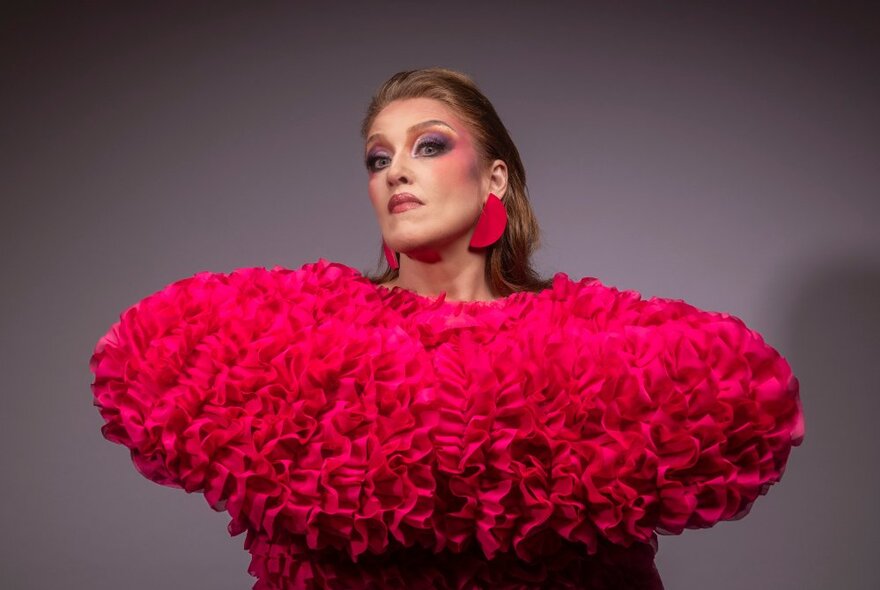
top-left (367, 181), bottom-right (383, 210)
top-left (437, 151), bottom-right (474, 184)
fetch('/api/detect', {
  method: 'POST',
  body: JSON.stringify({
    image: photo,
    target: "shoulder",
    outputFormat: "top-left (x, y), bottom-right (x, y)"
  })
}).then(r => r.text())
top-left (159, 258), bottom-right (364, 296)
top-left (117, 259), bottom-right (373, 330)
top-left (544, 272), bottom-right (727, 333)
top-left (542, 272), bottom-right (638, 316)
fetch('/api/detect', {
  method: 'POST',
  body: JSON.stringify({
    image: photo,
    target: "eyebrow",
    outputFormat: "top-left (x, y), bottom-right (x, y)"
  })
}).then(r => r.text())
top-left (366, 119), bottom-right (456, 146)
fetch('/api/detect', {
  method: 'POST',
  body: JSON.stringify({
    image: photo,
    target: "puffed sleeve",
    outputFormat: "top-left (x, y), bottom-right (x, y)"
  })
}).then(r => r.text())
top-left (89, 264), bottom-right (321, 536)
top-left (551, 282), bottom-right (805, 547)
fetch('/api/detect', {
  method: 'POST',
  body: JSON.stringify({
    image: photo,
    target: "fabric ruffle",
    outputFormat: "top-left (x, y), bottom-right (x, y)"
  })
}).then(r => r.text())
top-left (243, 528), bottom-right (663, 589)
top-left (90, 258), bottom-right (804, 585)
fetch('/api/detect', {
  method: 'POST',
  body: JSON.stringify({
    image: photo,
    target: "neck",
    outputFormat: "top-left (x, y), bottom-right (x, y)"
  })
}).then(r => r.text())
top-left (393, 243), bottom-right (495, 302)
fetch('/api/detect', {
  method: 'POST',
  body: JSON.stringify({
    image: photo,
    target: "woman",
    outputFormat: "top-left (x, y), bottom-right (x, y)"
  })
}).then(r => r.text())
top-left (89, 68), bottom-right (805, 589)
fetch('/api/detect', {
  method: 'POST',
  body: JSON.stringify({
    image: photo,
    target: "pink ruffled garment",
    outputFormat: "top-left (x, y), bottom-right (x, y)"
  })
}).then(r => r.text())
top-left (89, 258), bottom-right (805, 589)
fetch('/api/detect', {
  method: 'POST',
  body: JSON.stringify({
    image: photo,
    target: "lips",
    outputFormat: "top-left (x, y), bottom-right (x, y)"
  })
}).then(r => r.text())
top-left (388, 193), bottom-right (424, 213)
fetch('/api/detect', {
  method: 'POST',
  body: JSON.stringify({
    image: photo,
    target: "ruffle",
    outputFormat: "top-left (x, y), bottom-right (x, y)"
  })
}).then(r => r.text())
top-left (90, 257), bottom-right (804, 585)
top-left (243, 528), bottom-right (663, 590)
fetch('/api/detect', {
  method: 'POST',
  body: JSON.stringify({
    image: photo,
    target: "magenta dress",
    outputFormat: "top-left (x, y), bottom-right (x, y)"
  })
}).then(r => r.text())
top-left (89, 258), bottom-right (805, 589)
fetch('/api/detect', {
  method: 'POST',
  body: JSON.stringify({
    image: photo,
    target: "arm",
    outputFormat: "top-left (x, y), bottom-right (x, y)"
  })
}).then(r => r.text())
top-left (555, 284), bottom-right (805, 547)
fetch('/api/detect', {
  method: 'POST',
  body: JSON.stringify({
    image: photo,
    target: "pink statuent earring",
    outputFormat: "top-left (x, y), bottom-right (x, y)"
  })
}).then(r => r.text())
top-left (468, 192), bottom-right (507, 248)
top-left (382, 240), bottom-right (399, 269)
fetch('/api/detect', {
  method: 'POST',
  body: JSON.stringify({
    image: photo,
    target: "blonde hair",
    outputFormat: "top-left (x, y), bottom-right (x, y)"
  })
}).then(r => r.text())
top-left (361, 67), bottom-right (553, 296)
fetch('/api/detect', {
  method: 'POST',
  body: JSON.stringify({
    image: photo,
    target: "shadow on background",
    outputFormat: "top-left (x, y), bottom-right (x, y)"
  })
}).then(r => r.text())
top-left (781, 257), bottom-right (880, 588)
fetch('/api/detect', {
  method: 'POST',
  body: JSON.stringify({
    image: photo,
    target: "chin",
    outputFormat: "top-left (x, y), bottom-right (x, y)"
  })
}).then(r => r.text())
top-left (384, 228), bottom-right (431, 250)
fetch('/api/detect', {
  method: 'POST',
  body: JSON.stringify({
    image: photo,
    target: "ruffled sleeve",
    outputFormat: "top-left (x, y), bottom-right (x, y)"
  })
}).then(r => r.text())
top-left (89, 264), bottom-right (323, 536)
top-left (549, 281), bottom-right (806, 547)
top-left (91, 270), bottom-right (227, 486)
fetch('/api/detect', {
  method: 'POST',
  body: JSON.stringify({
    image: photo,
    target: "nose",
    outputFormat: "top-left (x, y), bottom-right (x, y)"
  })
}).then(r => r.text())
top-left (385, 153), bottom-right (412, 188)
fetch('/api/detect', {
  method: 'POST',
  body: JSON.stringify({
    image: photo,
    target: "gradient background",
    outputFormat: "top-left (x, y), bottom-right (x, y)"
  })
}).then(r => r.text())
top-left (2, 1), bottom-right (877, 588)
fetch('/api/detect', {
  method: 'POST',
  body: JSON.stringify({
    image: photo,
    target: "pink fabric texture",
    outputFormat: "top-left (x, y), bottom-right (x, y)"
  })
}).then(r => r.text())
top-left (89, 258), bottom-right (804, 588)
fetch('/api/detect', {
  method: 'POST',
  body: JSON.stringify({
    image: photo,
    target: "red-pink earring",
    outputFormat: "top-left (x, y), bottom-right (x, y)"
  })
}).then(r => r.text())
top-left (382, 239), bottom-right (399, 269)
top-left (469, 192), bottom-right (507, 248)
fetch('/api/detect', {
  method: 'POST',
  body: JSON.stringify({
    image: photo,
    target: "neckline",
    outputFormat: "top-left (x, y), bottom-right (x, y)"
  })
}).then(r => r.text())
top-left (316, 259), bottom-right (571, 312)
top-left (372, 281), bottom-right (521, 310)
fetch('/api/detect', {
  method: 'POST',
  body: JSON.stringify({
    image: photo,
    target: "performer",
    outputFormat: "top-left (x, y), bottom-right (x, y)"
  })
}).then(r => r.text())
top-left (89, 67), bottom-right (805, 589)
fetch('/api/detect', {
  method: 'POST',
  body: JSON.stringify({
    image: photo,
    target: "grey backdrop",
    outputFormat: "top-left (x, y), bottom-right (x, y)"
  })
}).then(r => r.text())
top-left (2, 1), bottom-right (877, 588)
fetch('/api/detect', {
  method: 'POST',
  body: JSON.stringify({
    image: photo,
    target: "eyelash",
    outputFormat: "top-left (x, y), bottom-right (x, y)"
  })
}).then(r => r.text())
top-left (366, 138), bottom-right (448, 171)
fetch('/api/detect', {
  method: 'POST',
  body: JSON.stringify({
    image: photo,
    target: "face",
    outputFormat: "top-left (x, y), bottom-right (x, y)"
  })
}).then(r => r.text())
top-left (364, 97), bottom-right (504, 260)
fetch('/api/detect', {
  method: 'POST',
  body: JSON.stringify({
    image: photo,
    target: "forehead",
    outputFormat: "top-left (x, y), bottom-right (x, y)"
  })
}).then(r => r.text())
top-left (368, 97), bottom-right (467, 137)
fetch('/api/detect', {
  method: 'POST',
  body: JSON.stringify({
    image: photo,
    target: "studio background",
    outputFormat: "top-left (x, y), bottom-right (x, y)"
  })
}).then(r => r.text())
top-left (2, 2), bottom-right (876, 589)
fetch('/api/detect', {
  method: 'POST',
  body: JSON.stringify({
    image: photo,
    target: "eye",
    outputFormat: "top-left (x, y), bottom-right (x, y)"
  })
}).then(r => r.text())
top-left (416, 136), bottom-right (448, 157)
top-left (365, 135), bottom-right (450, 172)
top-left (365, 154), bottom-right (390, 171)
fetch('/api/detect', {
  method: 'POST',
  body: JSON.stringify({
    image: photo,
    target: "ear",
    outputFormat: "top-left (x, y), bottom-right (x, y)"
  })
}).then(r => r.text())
top-left (487, 159), bottom-right (509, 200)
